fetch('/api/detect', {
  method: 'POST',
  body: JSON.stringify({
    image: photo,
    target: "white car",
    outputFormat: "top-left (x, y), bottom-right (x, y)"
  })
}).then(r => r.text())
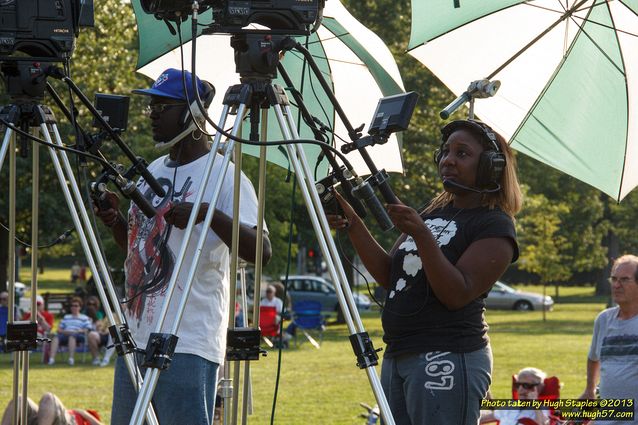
top-left (485, 281), bottom-right (554, 311)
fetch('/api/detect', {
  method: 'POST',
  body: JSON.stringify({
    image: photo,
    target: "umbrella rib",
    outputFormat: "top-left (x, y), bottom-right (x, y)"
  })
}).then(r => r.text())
top-left (486, 0), bottom-right (589, 80)
top-left (566, 13), bottom-right (625, 75)
top-left (569, 0), bottom-right (638, 37)
top-left (408, 1), bottom-right (536, 49)
top-left (289, 49), bottom-right (366, 70)
top-left (570, 15), bottom-right (638, 38)
top-left (303, 32), bottom-right (370, 65)
top-left (619, 0), bottom-right (638, 18)
top-left (511, 3), bottom-right (594, 148)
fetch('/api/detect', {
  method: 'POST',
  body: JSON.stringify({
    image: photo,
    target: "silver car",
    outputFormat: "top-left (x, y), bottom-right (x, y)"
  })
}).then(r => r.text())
top-left (485, 281), bottom-right (554, 311)
top-left (282, 275), bottom-right (371, 313)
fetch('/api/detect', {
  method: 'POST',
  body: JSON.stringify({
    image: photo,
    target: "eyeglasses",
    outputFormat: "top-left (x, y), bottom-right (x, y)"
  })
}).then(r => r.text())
top-left (515, 382), bottom-right (541, 390)
top-left (87, 303), bottom-right (98, 307)
top-left (145, 103), bottom-right (186, 115)
top-left (608, 276), bottom-right (636, 285)
top-left (0, 297), bottom-right (8, 301)
top-left (71, 304), bottom-right (81, 308)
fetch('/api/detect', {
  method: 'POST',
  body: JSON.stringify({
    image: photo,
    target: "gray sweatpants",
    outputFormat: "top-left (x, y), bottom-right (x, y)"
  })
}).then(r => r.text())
top-left (381, 345), bottom-right (492, 425)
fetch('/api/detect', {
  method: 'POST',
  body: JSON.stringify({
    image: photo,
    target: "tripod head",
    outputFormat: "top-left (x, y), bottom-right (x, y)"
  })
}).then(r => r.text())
top-left (231, 34), bottom-right (287, 82)
top-left (1, 60), bottom-right (51, 104)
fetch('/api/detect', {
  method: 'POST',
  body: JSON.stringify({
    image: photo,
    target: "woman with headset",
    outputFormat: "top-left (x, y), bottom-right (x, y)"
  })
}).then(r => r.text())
top-left (327, 119), bottom-right (522, 425)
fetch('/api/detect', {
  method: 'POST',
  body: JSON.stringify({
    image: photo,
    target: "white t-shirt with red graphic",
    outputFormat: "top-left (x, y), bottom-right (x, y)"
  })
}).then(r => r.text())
top-left (124, 151), bottom-right (263, 364)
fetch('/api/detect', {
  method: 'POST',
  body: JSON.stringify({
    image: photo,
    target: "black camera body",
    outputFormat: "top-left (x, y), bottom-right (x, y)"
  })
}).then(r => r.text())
top-left (142, 0), bottom-right (323, 35)
top-left (0, 0), bottom-right (94, 59)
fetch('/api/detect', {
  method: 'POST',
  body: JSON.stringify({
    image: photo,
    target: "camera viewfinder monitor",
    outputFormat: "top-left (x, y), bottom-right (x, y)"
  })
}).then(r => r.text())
top-left (368, 92), bottom-right (419, 136)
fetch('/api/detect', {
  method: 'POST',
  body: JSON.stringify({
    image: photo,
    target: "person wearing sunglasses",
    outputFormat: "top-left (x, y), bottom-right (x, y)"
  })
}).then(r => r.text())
top-left (94, 68), bottom-right (271, 425)
top-left (47, 297), bottom-right (94, 366)
top-left (480, 367), bottom-right (549, 425)
top-left (579, 254), bottom-right (638, 425)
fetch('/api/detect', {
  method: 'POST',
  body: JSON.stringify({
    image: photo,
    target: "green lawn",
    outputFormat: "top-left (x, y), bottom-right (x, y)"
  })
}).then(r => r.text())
top-left (17, 267), bottom-right (87, 294)
top-left (1, 271), bottom-right (608, 424)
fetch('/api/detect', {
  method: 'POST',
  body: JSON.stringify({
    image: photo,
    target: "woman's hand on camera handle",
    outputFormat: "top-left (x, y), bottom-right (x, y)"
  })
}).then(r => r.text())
top-left (387, 202), bottom-right (428, 238)
top-left (326, 191), bottom-right (360, 230)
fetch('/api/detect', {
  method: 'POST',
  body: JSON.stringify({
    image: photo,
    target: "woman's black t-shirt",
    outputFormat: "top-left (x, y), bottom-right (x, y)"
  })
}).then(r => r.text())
top-left (381, 204), bottom-right (519, 357)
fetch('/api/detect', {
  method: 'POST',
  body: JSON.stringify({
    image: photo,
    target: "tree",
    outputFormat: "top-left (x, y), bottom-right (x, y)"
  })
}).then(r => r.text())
top-left (516, 188), bottom-right (571, 297)
top-left (0, 0), bottom-right (150, 286)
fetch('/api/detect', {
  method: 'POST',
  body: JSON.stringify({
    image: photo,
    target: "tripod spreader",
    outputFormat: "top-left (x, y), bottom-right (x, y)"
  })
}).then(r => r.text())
top-left (108, 323), bottom-right (137, 357)
top-left (5, 322), bottom-right (38, 352)
top-left (349, 332), bottom-right (382, 369)
top-left (226, 327), bottom-right (267, 361)
top-left (141, 333), bottom-right (179, 370)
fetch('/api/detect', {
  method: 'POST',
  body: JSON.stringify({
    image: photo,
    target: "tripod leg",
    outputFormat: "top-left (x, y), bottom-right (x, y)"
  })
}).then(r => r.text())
top-left (240, 109), bottom-right (272, 425)
top-left (7, 128), bottom-right (21, 425)
top-left (268, 99), bottom-right (396, 425)
top-left (0, 125), bottom-right (11, 176)
top-left (22, 133), bottom-right (40, 424)
top-left (39, 116), bottom-right (160, 425)
top-left (131, 102), bottom-right (247, 425)
top-left (227, 126), bottom-right (245, 425)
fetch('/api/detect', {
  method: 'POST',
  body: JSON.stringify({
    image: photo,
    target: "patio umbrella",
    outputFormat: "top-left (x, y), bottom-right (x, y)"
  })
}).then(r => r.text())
top-left (133, 0), bottom-right (406, 176)
top-left (407, 0), bottom-right (638, 201)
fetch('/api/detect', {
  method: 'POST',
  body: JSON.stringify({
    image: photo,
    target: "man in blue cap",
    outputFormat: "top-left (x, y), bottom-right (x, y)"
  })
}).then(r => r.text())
top-left (95, 68), bottom-right (272, 425)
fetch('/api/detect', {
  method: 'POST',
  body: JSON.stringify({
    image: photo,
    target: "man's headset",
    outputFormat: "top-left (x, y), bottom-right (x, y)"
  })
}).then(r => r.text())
top-left (433, 119), bottom-right (505, 193)
top-left (180, 81), bottom-right (216, 126)
top-left (156, 81), bottom-right (216, 150)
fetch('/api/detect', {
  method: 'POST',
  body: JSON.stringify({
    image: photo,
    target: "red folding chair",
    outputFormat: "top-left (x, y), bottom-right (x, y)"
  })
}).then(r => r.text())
top-left (511, 375), bottom-right (590, 425)
top-left (259, 306), bottom-right (279, 347)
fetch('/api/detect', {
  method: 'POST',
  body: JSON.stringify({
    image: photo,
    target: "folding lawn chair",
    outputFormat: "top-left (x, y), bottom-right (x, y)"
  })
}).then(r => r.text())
top-left (290, 300), bottom-right (324, 349)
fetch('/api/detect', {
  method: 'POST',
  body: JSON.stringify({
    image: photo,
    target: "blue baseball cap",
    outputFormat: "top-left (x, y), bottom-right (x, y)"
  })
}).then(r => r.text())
top-left (133, 68), bottom-right (205, 102)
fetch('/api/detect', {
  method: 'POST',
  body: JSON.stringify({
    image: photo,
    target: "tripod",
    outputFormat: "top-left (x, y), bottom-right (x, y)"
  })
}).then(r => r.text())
top-left (128, 33), bottom-right (395, 424)
top-left (0, 63), bottom-right (159, 425)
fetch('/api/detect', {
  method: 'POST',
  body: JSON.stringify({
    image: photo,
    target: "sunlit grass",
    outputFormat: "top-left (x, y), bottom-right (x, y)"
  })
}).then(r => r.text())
top-left (1, 270), bottom-right (608, 424)
top-left (18, 267), bottom-right (85, 294)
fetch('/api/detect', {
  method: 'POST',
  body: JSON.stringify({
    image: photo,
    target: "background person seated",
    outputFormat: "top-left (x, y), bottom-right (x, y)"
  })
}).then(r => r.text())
top-left (480, 367), bottom-right (550, 425)
top-left (86, 302), bottom-right (113, 367)
top-left (260, 285), bottom-right (283, 322)
top-left (21, 295), bottom-right (54, 339)
top-left (82, 296), bottom-right (104, 320)
top-left (1, 392), bottom-right (103, 425)
top-left (47, 297), bottom-right (94, 366)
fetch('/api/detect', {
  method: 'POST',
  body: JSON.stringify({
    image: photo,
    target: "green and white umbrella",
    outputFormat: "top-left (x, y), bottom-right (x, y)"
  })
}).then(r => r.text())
top-left (408, 0), bottom-right (638, 200)
top-left (133, 0), bottom-right (406, 176)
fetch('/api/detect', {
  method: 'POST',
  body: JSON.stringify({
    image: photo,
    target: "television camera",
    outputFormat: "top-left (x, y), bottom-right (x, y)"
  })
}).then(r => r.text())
top-left (0, 0), bottom-right (94, 60)
top-left (141, 0), bottom-right (324, 35)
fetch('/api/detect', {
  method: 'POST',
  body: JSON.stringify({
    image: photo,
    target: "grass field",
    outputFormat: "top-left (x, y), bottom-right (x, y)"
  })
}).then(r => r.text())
top-left (1, 271), bottom-right (608, 424)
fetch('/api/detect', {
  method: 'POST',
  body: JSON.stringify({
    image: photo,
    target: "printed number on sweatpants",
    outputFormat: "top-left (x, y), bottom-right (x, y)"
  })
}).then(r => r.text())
top-left (423, 351), bottom-right (455, 390)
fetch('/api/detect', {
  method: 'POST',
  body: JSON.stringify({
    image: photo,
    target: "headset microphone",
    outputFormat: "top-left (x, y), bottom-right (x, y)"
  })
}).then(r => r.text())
top-left (442, 178), bottom-right (501, 194)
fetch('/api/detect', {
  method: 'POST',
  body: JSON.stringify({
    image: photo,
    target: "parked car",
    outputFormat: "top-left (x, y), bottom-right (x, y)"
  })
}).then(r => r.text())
top-left (485, 281), bottom-right (554, 311)
top-left (282, 275), bottom-right (371, 314)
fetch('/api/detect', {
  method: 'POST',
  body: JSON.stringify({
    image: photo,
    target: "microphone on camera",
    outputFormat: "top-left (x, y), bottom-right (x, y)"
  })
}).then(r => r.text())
top-left (442, 178), bottom-right (501, 194)
top-left (117, 178), bottom-right (157, 218)
top-left (351, 180), bottom-right (394, 232)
